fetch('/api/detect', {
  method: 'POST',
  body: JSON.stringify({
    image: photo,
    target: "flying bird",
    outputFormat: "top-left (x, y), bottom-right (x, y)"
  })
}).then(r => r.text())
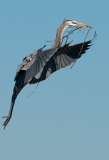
top-left (2, 20), bottom-right (92, 129)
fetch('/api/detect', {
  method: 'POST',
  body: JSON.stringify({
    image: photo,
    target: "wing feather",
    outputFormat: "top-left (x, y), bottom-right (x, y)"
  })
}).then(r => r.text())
top-left (30, 40), bottom-right (92, 84)
top-left (15, 48), bottom-right (57, 86)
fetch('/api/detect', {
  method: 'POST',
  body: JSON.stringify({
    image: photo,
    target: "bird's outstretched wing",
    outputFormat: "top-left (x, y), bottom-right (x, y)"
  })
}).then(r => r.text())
top-left (30, 40), bottom-right (92, 84)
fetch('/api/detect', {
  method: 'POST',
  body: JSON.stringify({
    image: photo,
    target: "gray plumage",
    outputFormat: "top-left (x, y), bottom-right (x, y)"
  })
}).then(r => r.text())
top-left (30, 40), bottom-right (92, 84)
top-left (2, 20), bottom-right (92, 129)
top-left (15, 48), bottom-right (57, 84)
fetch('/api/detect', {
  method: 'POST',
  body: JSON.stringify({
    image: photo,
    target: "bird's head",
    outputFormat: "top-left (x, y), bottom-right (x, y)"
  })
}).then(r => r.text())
top-left (64, 20), bottom-right (92, 28)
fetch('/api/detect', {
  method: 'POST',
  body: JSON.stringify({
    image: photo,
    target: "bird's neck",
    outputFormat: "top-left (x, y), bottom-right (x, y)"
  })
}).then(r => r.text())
top-left (52, 23), bottom-right (68, 48)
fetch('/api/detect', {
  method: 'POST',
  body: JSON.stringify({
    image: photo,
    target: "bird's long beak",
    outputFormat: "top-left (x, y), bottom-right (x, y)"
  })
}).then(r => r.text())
top-left (76, 21), bottom-right (92, 28)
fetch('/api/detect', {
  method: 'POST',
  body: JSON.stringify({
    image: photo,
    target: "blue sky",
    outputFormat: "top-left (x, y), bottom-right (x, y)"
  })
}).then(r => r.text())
top-left (0, 1), bottom-right (109, 160)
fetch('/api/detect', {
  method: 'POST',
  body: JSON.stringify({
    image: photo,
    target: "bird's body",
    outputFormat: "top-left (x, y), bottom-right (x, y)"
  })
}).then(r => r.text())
top-left (3, 19), bottom-right (93, 128)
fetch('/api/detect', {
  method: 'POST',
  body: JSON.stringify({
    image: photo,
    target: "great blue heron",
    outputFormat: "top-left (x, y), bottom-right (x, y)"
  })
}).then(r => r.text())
top-left (2, 20), bottom-right (92, 129)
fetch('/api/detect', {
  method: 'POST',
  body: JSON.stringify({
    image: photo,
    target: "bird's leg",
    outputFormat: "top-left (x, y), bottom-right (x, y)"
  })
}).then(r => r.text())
top-left (2, 86), bottom-right (20, 129)
top-left (2, 80), bottom-right (31, 129)
top-left (2, 100), bottom-right (15, 129)
top-left (2, 116), bottom-right (11, 129)
top-left (2, 88), bottom-right (18, 129)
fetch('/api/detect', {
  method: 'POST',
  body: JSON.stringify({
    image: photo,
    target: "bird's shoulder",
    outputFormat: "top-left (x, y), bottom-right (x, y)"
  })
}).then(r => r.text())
top-left (16, 50), bottom-right (39, 74)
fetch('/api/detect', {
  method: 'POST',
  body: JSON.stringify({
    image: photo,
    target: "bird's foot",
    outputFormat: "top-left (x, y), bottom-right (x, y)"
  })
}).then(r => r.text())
top-left (2, 115), bottom-right (11, 129)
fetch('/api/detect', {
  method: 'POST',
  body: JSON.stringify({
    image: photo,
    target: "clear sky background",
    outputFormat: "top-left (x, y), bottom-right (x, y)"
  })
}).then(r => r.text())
top-left (0, 1), bottom-right (109, 160)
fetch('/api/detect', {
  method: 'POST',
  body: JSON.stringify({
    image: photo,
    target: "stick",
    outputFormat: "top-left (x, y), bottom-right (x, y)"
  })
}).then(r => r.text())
top-left (27, 83), bottom-right (39, 98)
top-left (71, 28), bottom-right (91, 69)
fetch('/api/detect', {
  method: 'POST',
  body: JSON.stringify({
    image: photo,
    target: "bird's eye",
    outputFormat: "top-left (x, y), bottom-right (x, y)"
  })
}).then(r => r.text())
top-left (72, 22), bottom-right (76, 24)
